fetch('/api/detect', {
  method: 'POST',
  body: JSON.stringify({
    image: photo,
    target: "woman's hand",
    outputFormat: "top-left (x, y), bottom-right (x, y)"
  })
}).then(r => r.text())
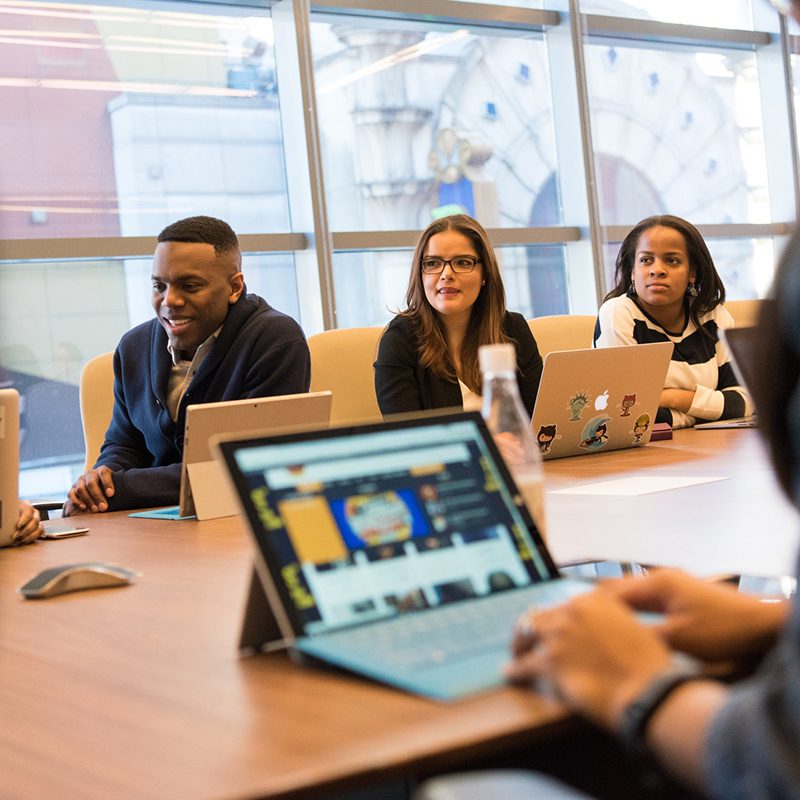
top-left (505, 590), bottom-right (673, 730)
top-left (14, 501), bottom-right (44, 545)
top-left (605, 568), bottom-right (788, 664)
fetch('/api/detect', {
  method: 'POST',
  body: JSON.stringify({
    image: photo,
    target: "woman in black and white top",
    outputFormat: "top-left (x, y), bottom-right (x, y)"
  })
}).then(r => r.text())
top-left (594, 214), bottom-right (752, 429)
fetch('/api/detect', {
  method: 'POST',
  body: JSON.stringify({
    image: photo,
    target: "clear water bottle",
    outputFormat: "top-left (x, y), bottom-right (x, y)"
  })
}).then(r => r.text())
top-left (479, 343), bottom-right (546, 539)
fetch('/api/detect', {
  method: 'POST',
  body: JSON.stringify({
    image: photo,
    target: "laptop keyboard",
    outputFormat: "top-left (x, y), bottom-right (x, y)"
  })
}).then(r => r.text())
top-left (316, 588), bottom-right (537, 673)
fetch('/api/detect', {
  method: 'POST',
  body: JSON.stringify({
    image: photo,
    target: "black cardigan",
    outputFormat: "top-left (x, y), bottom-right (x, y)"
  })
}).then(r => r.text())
top-left (374, 312), bottom-right (542, 417)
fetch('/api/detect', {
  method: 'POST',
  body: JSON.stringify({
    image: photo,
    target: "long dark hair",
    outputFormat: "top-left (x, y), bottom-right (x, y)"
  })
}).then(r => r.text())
top-left (400, 214), bottom-right (510, 391)
top-left (605, 215), bottom-right (726, 335)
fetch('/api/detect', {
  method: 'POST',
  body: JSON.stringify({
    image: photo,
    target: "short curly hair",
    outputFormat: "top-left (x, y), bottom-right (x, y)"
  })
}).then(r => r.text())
top-left (157, 216), bottom-right (239, 255)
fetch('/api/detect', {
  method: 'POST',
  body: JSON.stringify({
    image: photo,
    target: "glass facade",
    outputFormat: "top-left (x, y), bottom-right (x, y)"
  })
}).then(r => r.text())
top-left (586, 45), bottom-right (769, 224)
top-left (2, 0), bottom-right (796, 495)
top-left (0, 1), bottom-right (289, 239)
top-left (312, 21), bottom-right (559, 231)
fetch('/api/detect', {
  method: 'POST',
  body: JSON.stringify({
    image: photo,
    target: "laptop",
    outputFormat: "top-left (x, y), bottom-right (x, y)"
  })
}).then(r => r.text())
top-left (695, 326), bottom-right (758, 430)
top-left (0, 389), bottom-right (20, 547)
top-left (178, 391), bottom-right (333, 520)
top-left (531, 342), bottom-right (673, 459)
top-left (214, 411), bottom-right (594, 701)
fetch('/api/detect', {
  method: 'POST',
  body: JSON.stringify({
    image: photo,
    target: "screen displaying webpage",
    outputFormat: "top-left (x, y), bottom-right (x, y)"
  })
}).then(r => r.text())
top-left (233, 420), bottom-right (551, 635)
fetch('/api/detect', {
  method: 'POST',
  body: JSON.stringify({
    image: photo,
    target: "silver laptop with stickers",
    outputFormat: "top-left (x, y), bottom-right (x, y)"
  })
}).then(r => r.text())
top-left (531, 342), bottom-right (673, 459)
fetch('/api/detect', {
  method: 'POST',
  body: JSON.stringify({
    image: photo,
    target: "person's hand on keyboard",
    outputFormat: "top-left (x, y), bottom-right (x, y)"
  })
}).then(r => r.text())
top-left (504, 589), bottom-right (673, 730)
top-left (603, 568), bottom-right (789, 666)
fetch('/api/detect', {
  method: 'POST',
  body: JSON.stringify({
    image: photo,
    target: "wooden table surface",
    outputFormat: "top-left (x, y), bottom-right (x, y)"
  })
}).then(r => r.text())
top-left (1, 428), bottom-right (796, 799)
top-left (0, 507), bottom-right (568, 800)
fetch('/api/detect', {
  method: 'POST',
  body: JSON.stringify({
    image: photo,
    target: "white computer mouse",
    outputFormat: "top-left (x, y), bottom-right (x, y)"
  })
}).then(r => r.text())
top-left (18, 562), bottom-right (140, 599)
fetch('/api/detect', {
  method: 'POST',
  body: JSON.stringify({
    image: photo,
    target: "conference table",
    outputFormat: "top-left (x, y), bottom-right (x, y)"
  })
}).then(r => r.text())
top-left (1, 428), bottom-right (797, 799)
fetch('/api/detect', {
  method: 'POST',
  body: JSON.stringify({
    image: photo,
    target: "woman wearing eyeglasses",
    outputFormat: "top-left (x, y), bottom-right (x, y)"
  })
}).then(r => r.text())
top-left (374, 214), bottom-right (542, 416)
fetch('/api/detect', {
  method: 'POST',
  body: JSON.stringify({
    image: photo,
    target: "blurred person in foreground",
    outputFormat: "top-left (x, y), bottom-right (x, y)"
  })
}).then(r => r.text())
top-left (503, 246), bottom-right (800, 796)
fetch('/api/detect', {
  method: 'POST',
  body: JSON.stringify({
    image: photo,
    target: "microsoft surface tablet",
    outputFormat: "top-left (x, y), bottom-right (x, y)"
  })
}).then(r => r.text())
top-left (179, 391), bottom-right (332, 519)
top-left (215, 411), bottom-right (592, 701)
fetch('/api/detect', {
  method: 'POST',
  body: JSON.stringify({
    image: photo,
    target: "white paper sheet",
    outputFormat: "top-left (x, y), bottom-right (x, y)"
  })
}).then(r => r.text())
top-left (548, 475), bottom-right (727, 496)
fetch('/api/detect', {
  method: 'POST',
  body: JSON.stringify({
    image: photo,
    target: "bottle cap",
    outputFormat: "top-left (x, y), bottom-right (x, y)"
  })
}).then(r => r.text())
top-left (479, 343), bottom-right (515, 374)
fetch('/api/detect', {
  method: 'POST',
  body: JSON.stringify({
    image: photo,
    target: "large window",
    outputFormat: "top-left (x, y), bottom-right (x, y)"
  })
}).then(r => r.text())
top-left (1, 0), bottom-right (292, 239)
top-left (312, 20), bottom-right (559, 231)
top-left (585, 44), bottom-right (769, 225)
top-left (2, 0), bottom-right (796, 497)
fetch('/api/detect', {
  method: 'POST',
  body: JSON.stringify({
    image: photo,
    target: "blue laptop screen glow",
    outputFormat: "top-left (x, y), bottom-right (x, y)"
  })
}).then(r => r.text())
top-left (231, 418), bottom-right (553, 638)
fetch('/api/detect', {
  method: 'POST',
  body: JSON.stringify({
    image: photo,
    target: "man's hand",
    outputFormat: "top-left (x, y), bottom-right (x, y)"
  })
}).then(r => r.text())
top-left (605, 568), bottom-right (788, 664)
top-left (14, 501), bottom-right (44, 545)
top-left (505, 590), bottom-right (673, 731)
top-left (64, 467), bottom-right (116, 515)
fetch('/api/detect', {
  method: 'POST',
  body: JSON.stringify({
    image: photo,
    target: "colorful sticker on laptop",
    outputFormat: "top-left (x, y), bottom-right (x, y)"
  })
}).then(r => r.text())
top-left (619, 393), bottom-right (636, 417)
top-left (579, 416), bottom-right (610, 451)
top-left (632, 413), bottom-right (651, 444)
top-left (567, 391), bottom-right (591, 421)
top-left (536, 424), bottom-right (560, 455)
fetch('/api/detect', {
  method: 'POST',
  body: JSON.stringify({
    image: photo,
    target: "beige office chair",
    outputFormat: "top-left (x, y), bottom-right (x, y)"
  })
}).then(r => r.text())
top-left (725, 299), bottom-right (762, 328)
top-left (79, 352), bottom-right (115, 471)
top-left (308, 327), bottom-right (384, 424)
top-left (527, 315), bottom-right (596, 359)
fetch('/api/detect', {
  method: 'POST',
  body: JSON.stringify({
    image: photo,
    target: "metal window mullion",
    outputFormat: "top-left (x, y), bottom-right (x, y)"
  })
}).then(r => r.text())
top-left (778, 13), bottom-right (800, 219)
top-left (603, 223), bottom-right (793, 244)
top-left (0, 233), bottom-right (308, 263)
top-left (569, 2), bottom-right (606, 306)
top-left (331, 227), bottom-right (582, 251)
top-left (290, 0), bottom-right (337, 331)
top-left (309, 0), bottom-right (558, 32)
top-left (583, 14), bottom-right (770, 50)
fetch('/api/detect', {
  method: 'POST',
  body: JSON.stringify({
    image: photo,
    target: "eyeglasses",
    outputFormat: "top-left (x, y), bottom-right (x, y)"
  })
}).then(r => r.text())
top-left (420, 255), bottom-right (481, 274)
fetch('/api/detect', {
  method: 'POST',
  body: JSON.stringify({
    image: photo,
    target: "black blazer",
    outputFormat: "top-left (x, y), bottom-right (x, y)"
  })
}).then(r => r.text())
top-left (374, 312), bottom-right (542, 417)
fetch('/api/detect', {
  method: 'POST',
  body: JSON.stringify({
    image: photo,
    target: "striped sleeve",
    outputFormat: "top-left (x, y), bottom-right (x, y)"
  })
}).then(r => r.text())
top-left (595, 297), bottom-right (640, 347)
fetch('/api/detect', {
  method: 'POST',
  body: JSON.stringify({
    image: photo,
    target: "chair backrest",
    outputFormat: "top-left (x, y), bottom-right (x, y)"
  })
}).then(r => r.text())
top-left (527, 315), bottom-right (596, 359)
top-left (725, 299), bottom-right (762, 328)
top-left (79, 352), bottom-right (115, 472)
top-left (308, 327), bottom-right (384, 424)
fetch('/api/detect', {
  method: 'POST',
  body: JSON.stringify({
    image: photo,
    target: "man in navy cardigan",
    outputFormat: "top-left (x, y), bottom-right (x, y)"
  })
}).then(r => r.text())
top-left (64, 216), bottom-right (310, 515)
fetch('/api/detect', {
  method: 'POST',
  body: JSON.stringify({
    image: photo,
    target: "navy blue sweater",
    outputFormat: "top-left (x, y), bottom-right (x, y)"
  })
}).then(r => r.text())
top-left (96, 292), bottom-right (310, 511)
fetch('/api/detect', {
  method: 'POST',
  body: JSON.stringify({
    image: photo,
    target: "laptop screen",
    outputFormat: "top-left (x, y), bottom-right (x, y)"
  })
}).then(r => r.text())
top-left (218, 412), bottom-right (557, 638)
top-left (720, 326), bottom-right (758, 396)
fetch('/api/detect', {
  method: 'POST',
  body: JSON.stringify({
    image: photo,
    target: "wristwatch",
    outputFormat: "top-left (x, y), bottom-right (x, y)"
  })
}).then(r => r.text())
top-left (619, 665), bottom-right (701, 762)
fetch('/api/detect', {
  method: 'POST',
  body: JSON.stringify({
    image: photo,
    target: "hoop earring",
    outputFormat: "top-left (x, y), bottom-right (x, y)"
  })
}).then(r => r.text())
top-left (688, 281), bottom-right (698, 297)
top-left (627, 283), bottom-right (637, 297)
top-left (481, 280), bottom-right (486, 286)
